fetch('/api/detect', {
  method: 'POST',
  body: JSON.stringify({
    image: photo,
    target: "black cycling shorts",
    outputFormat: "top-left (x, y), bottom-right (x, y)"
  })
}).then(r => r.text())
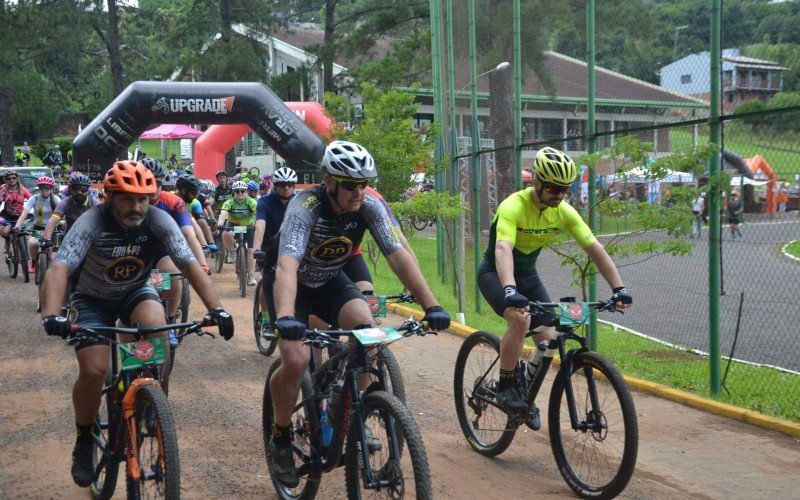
top-left (343, 253), bottom-right (372, 286)
top-left (293, 270), bottom-right (365, 328)
top-left (477, 260), bottom-right (555, 329)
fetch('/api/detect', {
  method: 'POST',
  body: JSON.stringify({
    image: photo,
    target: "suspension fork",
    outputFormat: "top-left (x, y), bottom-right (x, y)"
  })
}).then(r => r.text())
top-left (121, 377), bottom-right (162, 481)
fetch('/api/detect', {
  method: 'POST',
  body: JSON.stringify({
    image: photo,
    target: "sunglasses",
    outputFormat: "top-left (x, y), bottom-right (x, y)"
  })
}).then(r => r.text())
top-left (332, 176), bottom-right (371, 191)
top-left (275, 182), bottom-right (295, 189)
top-left (542, 183), bottom-right (570, 195)
top-left (38, 186), bottom-right (53, 190)
top-left (71, 188), bottom-right (89, 195)
top-left (233, 189), bottom-right (247, 194)
top-left (5, 176), bottom-right (18, 181)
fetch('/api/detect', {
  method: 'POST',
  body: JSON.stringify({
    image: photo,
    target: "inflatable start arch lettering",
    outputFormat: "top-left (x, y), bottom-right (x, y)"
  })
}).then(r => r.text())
top-left (194, 101), bottom-right (333, 181)
top-left (71, 81), bottom-right (325, 180)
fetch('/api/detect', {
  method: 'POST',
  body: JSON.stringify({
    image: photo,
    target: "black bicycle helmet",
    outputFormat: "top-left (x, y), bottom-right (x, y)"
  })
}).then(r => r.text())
top-left (215, 169), bottom-right (228, 179)
top-left (141, 158), bottom-right (166, 180)
top-left (68, 172), bottom-right (92, 188)
top-left (176, 174), bottom-right (203, 192)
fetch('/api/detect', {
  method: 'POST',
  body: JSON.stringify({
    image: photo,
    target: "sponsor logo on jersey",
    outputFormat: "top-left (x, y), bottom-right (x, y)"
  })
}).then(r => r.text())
top-left (517, 226), bottom-right (557, 235)
top-left (103, 256), bottom-right (146, 283)
top-left (310, 236), bottom-right (352, 264)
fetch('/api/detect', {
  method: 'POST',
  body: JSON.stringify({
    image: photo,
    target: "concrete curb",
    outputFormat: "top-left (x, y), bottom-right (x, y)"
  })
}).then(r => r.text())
top-left (389, 303), bottom-right (800, 438)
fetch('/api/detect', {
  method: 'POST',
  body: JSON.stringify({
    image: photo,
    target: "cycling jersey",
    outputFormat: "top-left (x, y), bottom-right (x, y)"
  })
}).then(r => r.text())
top-left (152, 191), bottom-right (193, 229)
top-left (255, 191), bottom-right (295, 250)
top-left (350, 186), bottom-right (399, 258)
top-left (278, 184), bottom-right (403, 288)
top-left (24, 193), bottom-right (62, 227)
top-left (187, 198), bottom-right (204, 220)
top-left (54, 204), bottom-right (196, 300)
top-left (221, 196), bottom-right (257, 227)
top-left (484, 187), bottom-right (596, 273)
top-left (0, 186), bottom-right (32, 220)
top-left (210, 185), bottom-right (233, 211)
top-left (53, 195), bottom-right (101, 232)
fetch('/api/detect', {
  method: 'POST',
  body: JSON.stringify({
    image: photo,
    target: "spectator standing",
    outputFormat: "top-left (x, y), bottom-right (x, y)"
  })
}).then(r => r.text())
top-left (777, 184), bottom-right (788, 213)
top-left (727, 192), bottom-right (743, 241)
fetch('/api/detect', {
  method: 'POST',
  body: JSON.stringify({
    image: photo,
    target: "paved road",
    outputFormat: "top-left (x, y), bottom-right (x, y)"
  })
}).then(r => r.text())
top-left (530, 216), bottom-right (800, 372)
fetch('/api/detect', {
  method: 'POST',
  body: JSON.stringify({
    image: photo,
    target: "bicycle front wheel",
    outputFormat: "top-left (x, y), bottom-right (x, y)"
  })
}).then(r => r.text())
top-left (345, 390), bottom-right (432, 499)
top-left (453, 331), bottom-right (516, 457)
top-left (411, 217), bottom-right (428, 231)
top-left (126, 384), bottom-right (180, 499)
top-left (237, 245), bottom-right (247, 297)
top-left (90, 375), bottom-right (120, 500)
top-left (36, 252), bottom-right (49, 312)
top-left (548, 351), bottom-right (638, 499)
top-left (262, 358), bottom-right (321, 499)
top-left (213, 234), bottom-right (225, 274)
top-left (253, 279), bottom-right (278, 356)
top-left (17, 236), bottom-right (29, 283)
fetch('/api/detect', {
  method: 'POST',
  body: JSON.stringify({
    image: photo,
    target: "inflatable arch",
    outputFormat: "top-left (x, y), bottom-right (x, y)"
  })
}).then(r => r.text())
top-left (194, 101), bottom-right (332, 181)
top-left (71, 81), bottom-right (325, 181)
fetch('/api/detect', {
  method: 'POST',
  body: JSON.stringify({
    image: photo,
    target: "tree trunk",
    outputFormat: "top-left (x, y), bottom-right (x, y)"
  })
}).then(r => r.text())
top-left (322, 0), bottom-right (336, 93)
top-left (488, 67), bottom-right (516, 201)
top-left (0, 87), bottom-right (13, 165)
top-left (107, 0), bottom-right (124, 96)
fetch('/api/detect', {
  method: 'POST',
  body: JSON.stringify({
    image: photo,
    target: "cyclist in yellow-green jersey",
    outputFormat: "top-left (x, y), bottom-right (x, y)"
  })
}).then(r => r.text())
top-left (478, 147), bottom-right (633, 426)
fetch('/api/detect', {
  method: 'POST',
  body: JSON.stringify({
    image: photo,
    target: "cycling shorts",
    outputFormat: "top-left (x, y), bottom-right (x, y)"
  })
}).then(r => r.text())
top-left (226, 225), bottom-right (255, 248)
top-left (284, 270), bottom-right (364, 329)
top-left (342, 253), bottom-right (372, 285)
top-left (68, 284), bottom-right (160, 351)
top-left (477, 260), bottom-right (555, 328)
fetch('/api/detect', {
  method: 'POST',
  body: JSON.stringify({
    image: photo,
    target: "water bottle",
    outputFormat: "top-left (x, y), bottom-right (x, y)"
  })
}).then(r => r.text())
top-left (525, 340), bottom-right (549, 382)
top-left (320, 406), bottom-right (333, 447)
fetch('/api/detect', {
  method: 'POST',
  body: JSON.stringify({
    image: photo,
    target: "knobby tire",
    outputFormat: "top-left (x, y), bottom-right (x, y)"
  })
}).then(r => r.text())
top-left (237, 245), bottom-right (247, 298)
top-left (548, 351), bottom-right (638, 499)
top-left (344, 391), bottom-right (432, 499)
top-left (453, 331), bottom-right (517, 457)
top-left (90, 374), bottom-right (120, 500)
top-left (253, 279), bottom-right (277, 356)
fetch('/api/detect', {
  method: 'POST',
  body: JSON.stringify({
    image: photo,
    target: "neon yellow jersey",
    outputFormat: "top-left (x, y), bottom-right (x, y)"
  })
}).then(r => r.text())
top-left (484, 188), bottom-right (596, 273)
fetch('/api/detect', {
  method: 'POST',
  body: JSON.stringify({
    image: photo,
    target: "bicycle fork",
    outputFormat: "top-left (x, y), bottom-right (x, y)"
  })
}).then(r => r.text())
top-left (121, 378), bottom-right (162, 482)
top-left (560, 349), bottom-right (603, 432)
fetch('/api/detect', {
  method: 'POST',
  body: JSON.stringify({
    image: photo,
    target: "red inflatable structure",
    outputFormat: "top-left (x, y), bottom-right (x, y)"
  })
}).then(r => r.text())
top-left (744, 155), bottom-right (778, 213)
top-left (194, 101), bottom-right (333, 180)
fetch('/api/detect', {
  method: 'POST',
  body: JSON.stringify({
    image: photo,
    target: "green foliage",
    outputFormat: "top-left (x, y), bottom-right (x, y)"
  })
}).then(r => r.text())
top-left (390, 190), bottom-right (466, 223)
top-left (733, 99), bottom-right (767, 129)
top-left (5, 69), bottom-right (61, 142)
top-left (324, 83), bottom-right (439, 201)
top-left (765, 92), bottom-right (800, 133)
top-left (559, 138), bottom-right (715, 298)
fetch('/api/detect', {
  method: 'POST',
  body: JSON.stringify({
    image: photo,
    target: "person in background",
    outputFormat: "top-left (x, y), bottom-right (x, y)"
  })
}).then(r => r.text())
top-left (777, 183), bottom-right (788, 213)
top-left (727, 191), bottom-right (743, 241)
top-left (247, 181), bottom-right (259, 200)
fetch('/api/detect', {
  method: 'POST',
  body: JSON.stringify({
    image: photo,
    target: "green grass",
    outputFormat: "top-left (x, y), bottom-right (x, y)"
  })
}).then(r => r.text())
top-left (785, 240), bottom-right (800, 259)
top-left (369, 234), bottom-right (800, 423)
top-left (671, 128), bottom-right (800, 180)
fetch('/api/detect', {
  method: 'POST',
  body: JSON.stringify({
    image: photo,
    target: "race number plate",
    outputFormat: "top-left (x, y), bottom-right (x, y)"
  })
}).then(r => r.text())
top-left (352, 327), bottom-right (402, 345)
top-left (118, 337), bottom-right (167, 372)
top-left (148, 272), bottom-right (172, 291)
top-left (557, 302), bottom-right (590, 327)
top-left (233, 225), bottom-right (247, 234)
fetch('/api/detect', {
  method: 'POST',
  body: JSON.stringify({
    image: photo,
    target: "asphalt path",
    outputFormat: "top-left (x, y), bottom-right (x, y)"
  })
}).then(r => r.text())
top-left (531, 216), bottom-right (800, 372)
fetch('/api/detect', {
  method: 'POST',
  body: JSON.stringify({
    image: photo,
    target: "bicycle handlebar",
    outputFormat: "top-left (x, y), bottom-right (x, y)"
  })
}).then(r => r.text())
top-left (301, 318), bottom-right (435, 349)
top-left (66, 318), bottom-right (219, 346)
top-left (528, 299), bottom-right (619, 314)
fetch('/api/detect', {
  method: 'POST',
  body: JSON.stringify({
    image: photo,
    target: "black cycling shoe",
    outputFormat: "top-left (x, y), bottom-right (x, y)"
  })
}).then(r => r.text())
top-left (271, 443), bottom-right (299, 488)
top-left (71, 440), bottom-right (94, 487)
top-left (495, 385), bottom-right (528, 415)
top-left (524, 406), bottom-right (541, 431)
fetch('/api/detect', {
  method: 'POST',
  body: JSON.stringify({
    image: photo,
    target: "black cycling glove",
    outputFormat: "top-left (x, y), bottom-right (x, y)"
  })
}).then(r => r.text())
top-left (504, 285), bottom-right (529, 309)
top-left (206, 307), bottom-right (234, 340)
top-left (43, 315), bottom-right (72, 339)
top-left (611, 286), bottom-right (633, 306)
top-left (276, 316), bottom-right (307, 341)
top-left (422, 306), bottom-right (451, 331)
top-left (253, 250), bottom-right (266, 262)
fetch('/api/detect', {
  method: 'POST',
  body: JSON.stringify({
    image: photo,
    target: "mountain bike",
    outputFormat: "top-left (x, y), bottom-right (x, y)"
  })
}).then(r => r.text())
top-left (453, 298), bottom-right (638, 499)
top-left (148, 271), bottom-right (190, 382)
top-left (220, 226), bottom-right (249, 297)
top-left (262, 319), bottom-right (434, 499)
top-left (35, 232), bottom-right (63, 312)
top-left (68, 319), bottom-right (218, 500)
top-left (5, 227), bottom-right (30, 282)
top-left (209, 218), bottom-right (226, 274)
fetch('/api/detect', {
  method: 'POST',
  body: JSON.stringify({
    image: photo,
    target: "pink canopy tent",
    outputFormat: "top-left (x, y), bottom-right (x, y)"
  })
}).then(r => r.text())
top-left (140, 124), bottom-right (204, 139)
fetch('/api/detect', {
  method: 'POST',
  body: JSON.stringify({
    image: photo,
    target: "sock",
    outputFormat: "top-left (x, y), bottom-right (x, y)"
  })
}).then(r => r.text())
top-left (498, 368), bottom-right (516, 391)
top-left (273, 423), bottom-right (291, 447)
top-left (76, 423), bottom-right (93, 444)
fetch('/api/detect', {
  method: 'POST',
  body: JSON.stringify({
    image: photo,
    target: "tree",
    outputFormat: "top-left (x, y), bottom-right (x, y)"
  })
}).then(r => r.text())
top-left (553, 137), bottom-right (716, 299)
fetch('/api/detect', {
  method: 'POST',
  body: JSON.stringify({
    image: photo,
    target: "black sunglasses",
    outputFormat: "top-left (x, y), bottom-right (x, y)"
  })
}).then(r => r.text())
top-left (233, 189), bottom-right (247, 194)
top-left (542, 182), bottom-right (570, 195)
top-left (275, 182), bottom-right (295, 189)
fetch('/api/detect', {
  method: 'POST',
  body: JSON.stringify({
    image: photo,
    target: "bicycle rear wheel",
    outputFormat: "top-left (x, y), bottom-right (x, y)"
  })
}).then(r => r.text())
top-left (411, 217), bottom-right (428, 231)
top-left (254, 279), bottom-right (278, 356)
top-left (90, 375), bottom-right (120, 500)
top-left (453, 331), bottom-right (516, 457)
top-left (262, 358), bottom-right (321, 499)
top-left (5, 245), bottom-right (15, 278)
top-left (345, 390), bottom-right (432, 499)
top-left (126, 384), bottom-right (180, 499)
top-left (237, 245), bottom-right (247, 297)
top-left (548, 351), bottom-right (638, 499)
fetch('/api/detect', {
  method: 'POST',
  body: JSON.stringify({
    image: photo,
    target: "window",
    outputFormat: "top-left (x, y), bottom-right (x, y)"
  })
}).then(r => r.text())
top-left (680, 74), bottom-right (692, 84)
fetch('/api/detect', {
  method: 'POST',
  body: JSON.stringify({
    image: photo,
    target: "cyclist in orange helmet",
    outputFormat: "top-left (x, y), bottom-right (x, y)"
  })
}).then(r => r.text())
top-left (40, 160), bottom-right (235, 488)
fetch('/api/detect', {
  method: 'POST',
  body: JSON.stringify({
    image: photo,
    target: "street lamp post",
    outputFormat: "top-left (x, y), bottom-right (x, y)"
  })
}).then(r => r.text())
top-left (673, 25), bottom-right (689, 61)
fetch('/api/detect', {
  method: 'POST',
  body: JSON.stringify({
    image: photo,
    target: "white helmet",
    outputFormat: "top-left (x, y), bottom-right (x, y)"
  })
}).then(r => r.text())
top-left (322, 140), bottom-right (377, 179)
top-left (232, 180), bottom-right (247, 190)
top-left (273, 166), bottom-right (298, 183)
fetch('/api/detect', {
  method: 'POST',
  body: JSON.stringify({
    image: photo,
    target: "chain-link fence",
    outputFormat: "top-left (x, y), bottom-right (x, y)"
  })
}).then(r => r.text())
top-left (428, 0), bottom-right (799, 422)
